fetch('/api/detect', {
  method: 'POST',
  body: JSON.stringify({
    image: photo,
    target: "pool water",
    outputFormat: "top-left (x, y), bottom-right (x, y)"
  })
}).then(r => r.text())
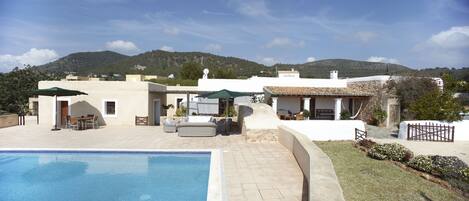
top-left (0, 151), bottom-right (211, 201)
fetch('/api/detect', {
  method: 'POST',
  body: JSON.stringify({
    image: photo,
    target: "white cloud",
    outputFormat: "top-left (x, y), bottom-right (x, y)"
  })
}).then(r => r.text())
top-left (412, 26), bottom-right (469, 67)
top-left (367, 56), bottom-right (399, 64)
top-left (229, 0), bottom-right (270, 17)
top-left (354, 31), bottom-right (376, 43)
top-left (265, 37), bottom-right (304, 48)
top-left (0, 48), bottom-right (59, 72)
top-left (205, 43), bottom-right (222, 52)
top-left (260, 57), bottom-right (278, 66)
top-left (160, 45), bottom-right (175, 52)
top-left (105, 40), bottom-right (139, 52)
top-left (163, 27), bottom-right (180, 35)
top-left (306, 57), bottom-right (316, 62)
top-left (429, 26), bottom-right (469, 49)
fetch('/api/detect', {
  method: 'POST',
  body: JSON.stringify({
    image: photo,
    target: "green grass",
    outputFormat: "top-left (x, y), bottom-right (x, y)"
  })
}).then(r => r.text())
top-left (315, 141), bottom-right (467, 201)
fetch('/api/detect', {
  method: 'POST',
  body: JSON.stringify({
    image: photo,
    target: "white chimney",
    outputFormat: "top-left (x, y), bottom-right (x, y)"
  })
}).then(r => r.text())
top-left (330, 70), bottom-right (338, 79)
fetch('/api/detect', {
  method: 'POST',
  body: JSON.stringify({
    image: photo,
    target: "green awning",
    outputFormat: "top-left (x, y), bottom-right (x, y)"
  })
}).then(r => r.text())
top-left (198, 89), bottom-right (251, 99)
top-left (33, 87), bottom-right (88, 97)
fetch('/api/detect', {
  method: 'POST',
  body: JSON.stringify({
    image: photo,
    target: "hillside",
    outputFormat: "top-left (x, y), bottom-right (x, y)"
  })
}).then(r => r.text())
top-left (97, 50), bottom-right (269, 77)
top-left (273, 59), bottom-right (413, 78)
top-left (36, 51), bottom-right (129, 73)
top-left (35, 50), bottom-right (469, 80)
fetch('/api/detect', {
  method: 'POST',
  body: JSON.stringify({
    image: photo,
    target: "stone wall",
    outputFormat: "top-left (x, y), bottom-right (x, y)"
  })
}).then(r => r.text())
top-left (348, 80), bottom-right (399, 126)
top-left (278, 125), bottom-right (345, 201)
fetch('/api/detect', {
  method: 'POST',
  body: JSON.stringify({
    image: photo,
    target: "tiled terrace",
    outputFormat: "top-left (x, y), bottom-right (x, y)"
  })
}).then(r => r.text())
top-left (0, 123), bottom-right (305, 201)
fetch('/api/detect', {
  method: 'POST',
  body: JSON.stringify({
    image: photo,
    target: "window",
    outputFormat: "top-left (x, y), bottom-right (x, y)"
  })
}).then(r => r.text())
top-left (102, 100), bottom-right (117, 117)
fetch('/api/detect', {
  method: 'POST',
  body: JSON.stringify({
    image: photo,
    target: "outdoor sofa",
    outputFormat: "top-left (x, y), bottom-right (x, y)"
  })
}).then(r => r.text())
top-left (175, 116), bottom-right (217, 137)
top-left (177, 121), bottom-right (217, 137)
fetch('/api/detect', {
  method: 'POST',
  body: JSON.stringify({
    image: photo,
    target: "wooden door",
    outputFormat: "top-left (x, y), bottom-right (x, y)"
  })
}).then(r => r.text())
top-left (60, 101), bottom-right (68, 126)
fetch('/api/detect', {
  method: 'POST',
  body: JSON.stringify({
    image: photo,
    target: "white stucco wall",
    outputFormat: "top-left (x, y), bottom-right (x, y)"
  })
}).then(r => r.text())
top-left (281, 120), bottom-right (365, 141)
top-left (398, 120), bottom-right (469, 141)
top-left (198, 76), bottom-right (347, 93)
top-left (278, 97), bottom-right (301, 113)
top-left (38, 81), bottom-right (165, 126)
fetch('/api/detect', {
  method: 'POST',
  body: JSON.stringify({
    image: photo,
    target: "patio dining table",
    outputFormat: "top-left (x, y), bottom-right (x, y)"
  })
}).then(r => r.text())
top-left (76, 116), bottom-right (93, 130)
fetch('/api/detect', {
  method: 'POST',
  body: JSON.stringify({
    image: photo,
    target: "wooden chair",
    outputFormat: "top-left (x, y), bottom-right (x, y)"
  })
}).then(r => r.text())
top-left (68, 117), bottom-right (79, 130)
top-left (86, 115), bottom-right (99, 129)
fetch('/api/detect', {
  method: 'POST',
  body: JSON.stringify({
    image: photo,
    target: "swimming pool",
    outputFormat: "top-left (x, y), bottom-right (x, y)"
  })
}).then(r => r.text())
top-left (0, 150), bottom-right (217, 201)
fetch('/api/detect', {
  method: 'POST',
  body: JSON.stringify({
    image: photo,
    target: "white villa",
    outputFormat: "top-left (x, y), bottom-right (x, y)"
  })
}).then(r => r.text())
top-left (36, 70), bottom-right (442, 128)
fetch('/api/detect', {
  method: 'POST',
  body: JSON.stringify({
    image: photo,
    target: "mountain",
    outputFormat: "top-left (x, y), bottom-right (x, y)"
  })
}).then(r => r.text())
top-left (96, 50), bottom-right (269, 77)
top-left (273, 59), bottom-right (413, 78)
top-left (35, 50), bottom-right (469, 80)
top-left (36, 51), bottom-right (129, 73)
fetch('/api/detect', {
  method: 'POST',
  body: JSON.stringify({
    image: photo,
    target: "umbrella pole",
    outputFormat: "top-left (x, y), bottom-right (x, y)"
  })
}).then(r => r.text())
top-left (52, 95), bottom-right (60, 131)
top-left (225, 98), bottom-right (228, 134)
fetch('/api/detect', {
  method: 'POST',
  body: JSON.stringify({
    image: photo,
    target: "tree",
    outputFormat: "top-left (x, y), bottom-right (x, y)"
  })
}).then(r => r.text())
top-left (409, 89), bottom-right (464, 122)
top-left (387, 76), bottom-right (439, 119)
top-left (214, 68), bottom-right (236, 79)
top-left (0, 67), bottom-right (57, 115)
top-left (180, 62), bottom-right (203, 80)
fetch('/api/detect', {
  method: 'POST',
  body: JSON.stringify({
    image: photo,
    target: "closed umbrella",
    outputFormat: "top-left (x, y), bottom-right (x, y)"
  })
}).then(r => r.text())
top-left (32, 87), bottom-right (87, 131)
top-left (198, 89), bottom-right (251, 134)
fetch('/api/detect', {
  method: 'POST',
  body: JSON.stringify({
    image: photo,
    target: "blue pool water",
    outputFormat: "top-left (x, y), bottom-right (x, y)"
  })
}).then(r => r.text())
top-left (0, 151), bottom-right (211, 201)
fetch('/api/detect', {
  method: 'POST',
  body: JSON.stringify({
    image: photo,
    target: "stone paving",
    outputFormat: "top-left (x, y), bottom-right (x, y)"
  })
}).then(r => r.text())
top-left (0, 123), bottom-right (305, 201)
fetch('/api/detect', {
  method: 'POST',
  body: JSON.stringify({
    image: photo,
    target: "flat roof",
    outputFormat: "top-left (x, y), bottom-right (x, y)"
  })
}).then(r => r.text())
top-left (264, 86), bottom-right (374, 97)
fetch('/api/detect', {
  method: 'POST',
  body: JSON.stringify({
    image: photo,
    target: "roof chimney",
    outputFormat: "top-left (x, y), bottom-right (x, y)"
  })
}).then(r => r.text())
top-left (330, 70), bottom-right (338, 79)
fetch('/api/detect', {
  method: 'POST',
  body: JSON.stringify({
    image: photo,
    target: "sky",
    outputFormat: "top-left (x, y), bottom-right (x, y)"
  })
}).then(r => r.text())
top-left (0, 0), bottom-right (469, 72)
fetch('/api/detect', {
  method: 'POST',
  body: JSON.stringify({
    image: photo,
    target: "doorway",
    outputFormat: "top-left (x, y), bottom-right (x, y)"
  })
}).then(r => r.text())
top-left (153, 99), bottom-right (161, 125)
top-left (59, 101), bottom-right (69, 127)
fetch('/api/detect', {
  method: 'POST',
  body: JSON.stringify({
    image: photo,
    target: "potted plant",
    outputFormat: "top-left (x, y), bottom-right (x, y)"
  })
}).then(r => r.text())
top-left (302, 109), bottom-right (311, 120)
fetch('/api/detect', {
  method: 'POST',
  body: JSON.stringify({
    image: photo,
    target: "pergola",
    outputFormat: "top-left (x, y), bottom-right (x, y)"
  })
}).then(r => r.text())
top-left (263, 86), bottom-right (373, 120)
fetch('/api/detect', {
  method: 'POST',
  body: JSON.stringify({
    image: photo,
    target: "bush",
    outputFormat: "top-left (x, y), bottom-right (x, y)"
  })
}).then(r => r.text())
top-left (408, 155), bottom-right (433, 173)
top-left (302, 110), bottom-right (311, 119)
top-left (175, 106), bottom-right (187, 117)
top-left (367, 149), bottom-right (387, 160)
top-left (367, 143), bottom-right (413, 162)
top-left (222, 106), bottom-right (237, 117)
top-left (340, 111), bottom-right (351, 120)
top-left (372, 106), bottom-right (387, 126)
top-left (358, 139), bottom-right (377, 149)
top-left (430, 155), bottom-right (468, 178)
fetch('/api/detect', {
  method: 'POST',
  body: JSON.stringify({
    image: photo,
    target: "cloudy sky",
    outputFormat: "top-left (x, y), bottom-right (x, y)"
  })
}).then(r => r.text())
top-left (0, 0), bottom-right (468, 72)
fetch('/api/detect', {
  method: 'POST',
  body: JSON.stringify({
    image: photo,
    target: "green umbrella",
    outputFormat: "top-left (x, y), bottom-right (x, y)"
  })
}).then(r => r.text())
top-left (198, 89), bottom-right (251, 134)
top-left (33, 87), bottom-right (88, 131)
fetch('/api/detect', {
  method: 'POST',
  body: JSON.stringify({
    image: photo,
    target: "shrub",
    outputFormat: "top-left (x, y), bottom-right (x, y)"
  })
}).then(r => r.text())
top-left (367, 149), bottom-right (387, 160)
top-left (408, 155), bottom-right (433, 173)
top-left (430, 155), bottom-right (468, 178)
top-left (372, 106), bottom-right (387, 126)
top-left (340, 111), bottom-right (351, 120)
top-left (461, 168), bottom-right (469, 182)
top-left (367, 143), bottom-right (413, 162)
top-left (175, 106), bottom-right (187, 117)
top-left (302, 110), bottom-right (311, 119)
top-left (222, 106), bottom-right (237, 117)
top-left (358, 139), bottom-right (377, 149)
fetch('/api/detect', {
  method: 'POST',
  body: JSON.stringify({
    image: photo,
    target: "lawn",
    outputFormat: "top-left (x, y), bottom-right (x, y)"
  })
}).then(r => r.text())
top-left (315, 141), bottom-right (467, 201)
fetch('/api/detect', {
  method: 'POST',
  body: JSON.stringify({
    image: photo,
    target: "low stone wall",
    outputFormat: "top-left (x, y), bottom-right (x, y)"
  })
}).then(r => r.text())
top-left (0, 114), bottom-right (19, 128)
top-left (282, 120), bottom-right (365, 141)
top-left (278, 125), bottom-right (345, 201)
top-left (238, 103), bottom-right (281, 142)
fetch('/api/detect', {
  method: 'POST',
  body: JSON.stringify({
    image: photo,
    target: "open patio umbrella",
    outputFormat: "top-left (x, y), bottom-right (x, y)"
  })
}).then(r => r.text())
top-left (32, 87), bottom-right (87, 131)
top-left (198, 89), bottom-right (251, 134)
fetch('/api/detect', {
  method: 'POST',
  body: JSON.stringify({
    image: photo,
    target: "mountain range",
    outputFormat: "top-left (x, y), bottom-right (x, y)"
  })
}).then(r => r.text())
top-left (35, 50), bottom-right (469, 80)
